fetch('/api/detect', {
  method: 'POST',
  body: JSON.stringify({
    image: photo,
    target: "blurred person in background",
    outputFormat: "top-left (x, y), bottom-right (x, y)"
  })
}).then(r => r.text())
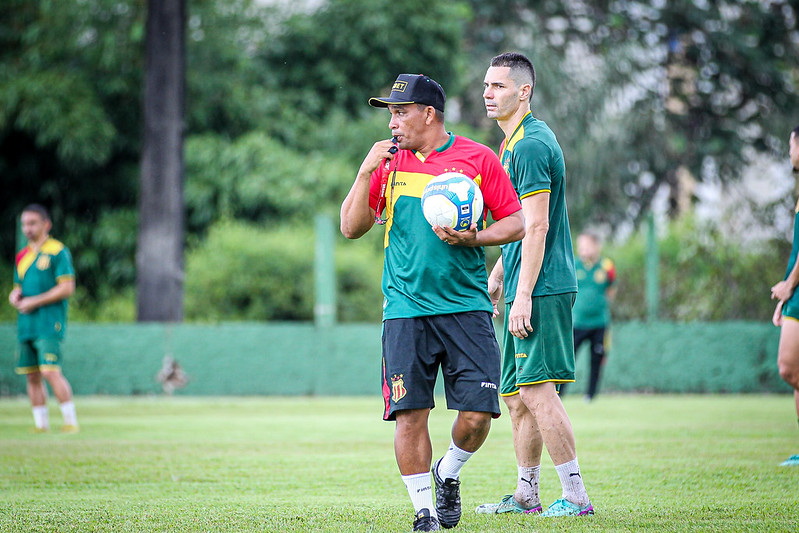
top-left (8, 204), bottom-right (79, 433)
top-left (560, 230), bottom-right (616, 402)
top-left (770, 124), bottom-right (799, 466)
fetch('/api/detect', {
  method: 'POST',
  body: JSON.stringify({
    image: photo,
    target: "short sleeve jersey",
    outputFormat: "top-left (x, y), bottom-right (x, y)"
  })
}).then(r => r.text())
top-left (499, 112), bottom-right (577, 302)
top-left (573, 256), bottom-right (616, 328)
top-left (13, 238), bottom-right (75, 341)
top-left (369, 133), bottom-right (521, 320)
top-left (783, 208), bottom-right (799, 312)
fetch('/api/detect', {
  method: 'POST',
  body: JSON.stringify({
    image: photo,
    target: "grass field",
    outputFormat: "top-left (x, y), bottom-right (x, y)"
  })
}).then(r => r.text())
top-left (0, 394), bottom-right (797, 532)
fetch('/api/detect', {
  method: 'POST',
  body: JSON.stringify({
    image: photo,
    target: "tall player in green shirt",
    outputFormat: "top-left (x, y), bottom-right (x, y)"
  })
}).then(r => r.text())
top-left (770, 124), bottom-right (799, 466)
top-left (341, 74), bottom-right (524, 531)
top-left (8, 204), bottom-right (79, 433)
top-left (477, 52), bottom-right (594, 517)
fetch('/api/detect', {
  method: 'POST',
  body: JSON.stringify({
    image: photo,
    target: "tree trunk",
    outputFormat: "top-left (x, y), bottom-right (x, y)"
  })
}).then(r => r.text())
top-left (137, 0), bottom-right (185, 322)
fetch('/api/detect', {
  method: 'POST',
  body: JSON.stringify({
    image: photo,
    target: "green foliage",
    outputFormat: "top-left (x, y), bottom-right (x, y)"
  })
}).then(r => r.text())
top-left (608, 216), bottom-right (790, 321)
top-left (184, 219), bottom-right (384, 322)
top-left (527, 0), bottom-right (799, 227)
top-left (3, 0), bottom-right (798, 322)
top-left (71, 287), bottom-right (136, 323)
top-left (184, 132), bottom-right (355, 235)
top-left (259, 0), bottom-right (471, 121)
top-left (63, 209), bottom-right (138, 298)
top-left (335, 232), bottom-right (385, 323)
top-left (184, 220), bottom-right (315, 321)
top-left (0, 263), bottom-right (14, 322)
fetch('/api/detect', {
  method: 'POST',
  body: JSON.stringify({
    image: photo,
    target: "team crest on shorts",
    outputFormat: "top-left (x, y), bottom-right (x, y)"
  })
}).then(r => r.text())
top-left (391, 374), bottom-right (407, 402)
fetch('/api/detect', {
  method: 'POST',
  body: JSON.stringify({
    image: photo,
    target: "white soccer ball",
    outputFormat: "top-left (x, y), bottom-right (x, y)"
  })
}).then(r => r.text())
top-left (421, 172), bottom-right (484, 231)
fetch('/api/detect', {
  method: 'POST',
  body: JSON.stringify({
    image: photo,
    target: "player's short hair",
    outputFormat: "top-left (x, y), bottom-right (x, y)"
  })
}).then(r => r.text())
top-left (792, 124), bottom-right (799, 138)
top-left (579, 229), bottom-right (603, 244)
top-left (22, 203), bottom-right (51, 222)
top-left (490, 52), bottom-right (536, 97)
top-left (416, 103), bottom-right (445, 123)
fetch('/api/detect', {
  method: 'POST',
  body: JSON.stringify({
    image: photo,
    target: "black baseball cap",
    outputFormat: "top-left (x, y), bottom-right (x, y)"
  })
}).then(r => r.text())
top-left (369, 74), bottom-right (446, 113)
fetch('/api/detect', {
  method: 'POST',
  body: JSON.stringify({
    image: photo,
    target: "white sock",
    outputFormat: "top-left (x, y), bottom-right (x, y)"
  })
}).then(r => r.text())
top-left (402, 472), bottom-right (436, 516)
top-left (554, 458), bottom-right (590, 507)
top-left (515, 465), bottom-right (541, 508)
top-left (59, 401), bottom-right (78, 426)
top-left (32, 406), bottom-right (49, 430)
top-left (435, 441), bottom-right (474, 480)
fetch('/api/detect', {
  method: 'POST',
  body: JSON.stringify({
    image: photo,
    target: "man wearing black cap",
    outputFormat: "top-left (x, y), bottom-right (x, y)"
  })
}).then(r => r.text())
top-left (341, 74), bottom-right (525, 531)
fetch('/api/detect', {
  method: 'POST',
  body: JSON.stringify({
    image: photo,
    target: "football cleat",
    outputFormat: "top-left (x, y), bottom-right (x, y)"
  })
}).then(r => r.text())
top-left (475, 494), bottom-right (542, 514)
top-left (540, 498), bottom-right (594, 517)
top-left (412, 508), bottom-right (440, 531)
top-left (780, 454), bottom-right (799, 466)
top-left (60, 425), bottom-right (79, 434)
top-left (431, 458), bottom-right (461, 528)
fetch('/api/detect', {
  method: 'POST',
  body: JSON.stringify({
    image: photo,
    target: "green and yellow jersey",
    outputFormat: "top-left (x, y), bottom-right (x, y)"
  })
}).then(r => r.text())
top-left (13, 238), bottom-right (75, 341)
top-left (499, 112), bottom-right (577, 302)
top-left (573, 256), bottom-right (616, 328)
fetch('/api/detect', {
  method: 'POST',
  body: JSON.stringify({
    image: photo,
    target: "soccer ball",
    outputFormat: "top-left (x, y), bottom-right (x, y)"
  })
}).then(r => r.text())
top-left (421, 172), bottom-right (484, 231)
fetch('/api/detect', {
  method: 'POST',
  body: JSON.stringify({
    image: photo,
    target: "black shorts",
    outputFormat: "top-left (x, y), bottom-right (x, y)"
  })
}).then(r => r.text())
top-left (381, 311), bottom-right (501, 421)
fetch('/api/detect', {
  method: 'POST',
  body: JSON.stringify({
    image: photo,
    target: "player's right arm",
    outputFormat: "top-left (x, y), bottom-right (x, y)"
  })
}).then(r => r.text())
top-left (508, 192), bottom-right (549, 339)
top-left (14, 278), bottom-right (75, 314)
top-left (340, 139), bottom-right (397, 239)
top-left (8, 286), bottom-right (21, 306)
top-left (772, 257), bottom-right (799, 302)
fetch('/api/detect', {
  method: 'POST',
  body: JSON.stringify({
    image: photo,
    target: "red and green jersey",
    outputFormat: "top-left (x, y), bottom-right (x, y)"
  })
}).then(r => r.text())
top-left (13, 238), bottom-right (75, 341)
top-left (498, 112), bottom-right (577, 302)
top-left (369, 133), bottom-right (521, 320)
top-left (573, 256), bottom-right (616, 328)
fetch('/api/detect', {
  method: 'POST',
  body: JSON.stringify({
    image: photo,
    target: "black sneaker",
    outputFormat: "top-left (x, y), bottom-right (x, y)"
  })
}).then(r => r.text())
top-left (412, 508), bottom-right (441, 531)
top-left (431, 458), bottom-right (461, 528)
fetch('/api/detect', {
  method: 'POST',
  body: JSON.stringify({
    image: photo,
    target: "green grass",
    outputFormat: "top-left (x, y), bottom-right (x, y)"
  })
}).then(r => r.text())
top-left (0, 394), bottom-right (797, 532)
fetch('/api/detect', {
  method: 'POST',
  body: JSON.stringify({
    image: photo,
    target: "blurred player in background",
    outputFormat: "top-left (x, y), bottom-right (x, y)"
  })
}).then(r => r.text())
top-left (340, 74), bottom-right (524, 531)
top-left (770, 124), bottom-right (799, 467)
top-left (560, 230), bottom-right (616, 402)
top-left (8, 204), bottom-right (79, 433)
top-left (478, 52), bottom-right (594, 517)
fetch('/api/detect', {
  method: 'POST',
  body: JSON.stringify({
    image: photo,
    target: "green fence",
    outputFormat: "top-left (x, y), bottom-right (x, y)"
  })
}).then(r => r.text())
top-left (0, 321), bottom-right (790, 397)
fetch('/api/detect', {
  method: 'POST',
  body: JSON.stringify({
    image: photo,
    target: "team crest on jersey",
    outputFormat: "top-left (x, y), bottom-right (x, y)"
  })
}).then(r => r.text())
top-left (503, 159), bottom-right (511, 175)
top-left (36, 255), bottom-right (51, 270)
top-left (594, 270), bottom-right (607, 283)
top-left (391, 374), bottom-right (407, 402)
